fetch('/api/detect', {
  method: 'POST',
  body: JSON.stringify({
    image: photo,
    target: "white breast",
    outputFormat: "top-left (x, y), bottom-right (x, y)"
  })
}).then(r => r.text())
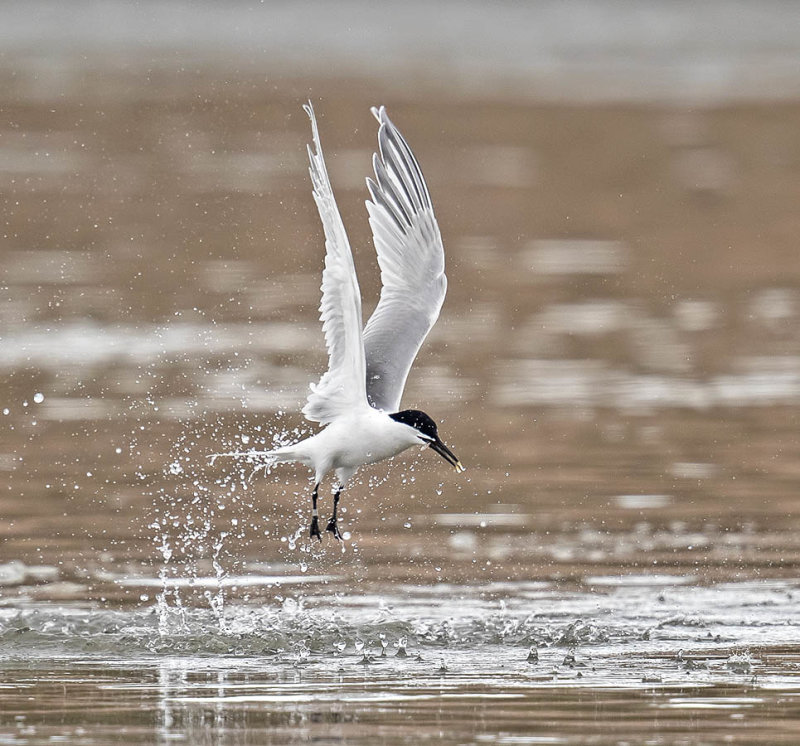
top-left (297, 408), bottom-right (421, 485)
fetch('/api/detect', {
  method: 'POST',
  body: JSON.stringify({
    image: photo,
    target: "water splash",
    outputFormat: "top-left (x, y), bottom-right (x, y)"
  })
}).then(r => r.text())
top-left (204, 531), bottom-right (229, 633)
top-left (148, 413), bottom-right (312, 629)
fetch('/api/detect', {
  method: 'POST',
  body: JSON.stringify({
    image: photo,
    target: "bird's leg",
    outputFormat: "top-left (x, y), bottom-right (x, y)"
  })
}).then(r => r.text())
top-left (309, 483), bottom-right (322, 541)
top-left (326, 486), bottom-right (343, 540)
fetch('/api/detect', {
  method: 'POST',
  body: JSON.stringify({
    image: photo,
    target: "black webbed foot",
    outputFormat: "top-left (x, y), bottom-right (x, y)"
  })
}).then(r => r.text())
top-left (326, 518), bottom-right (342, 541)
top-left (309, 516), bottom-right (322, 541)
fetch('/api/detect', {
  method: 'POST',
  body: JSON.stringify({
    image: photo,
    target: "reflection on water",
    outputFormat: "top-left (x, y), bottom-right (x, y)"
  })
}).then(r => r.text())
top-left (3, 3), bottom-right (800, 743)
top-left (2, 580), bottom-right (800, 743)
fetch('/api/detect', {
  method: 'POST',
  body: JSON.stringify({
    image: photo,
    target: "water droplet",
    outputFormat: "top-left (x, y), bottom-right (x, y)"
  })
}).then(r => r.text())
top-left (282, 598), bottom-right (300, 616)
top-left (33, 392), bottom-right (44, 404)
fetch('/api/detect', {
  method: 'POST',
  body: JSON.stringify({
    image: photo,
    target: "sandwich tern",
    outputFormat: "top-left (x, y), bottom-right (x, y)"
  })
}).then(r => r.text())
top-left (219, 103), bottom-right (464, 541)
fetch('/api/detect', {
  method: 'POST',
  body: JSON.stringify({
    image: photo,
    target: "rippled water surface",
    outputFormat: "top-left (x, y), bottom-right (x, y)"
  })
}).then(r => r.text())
top-left (4, 2), bottom-right (800, 743)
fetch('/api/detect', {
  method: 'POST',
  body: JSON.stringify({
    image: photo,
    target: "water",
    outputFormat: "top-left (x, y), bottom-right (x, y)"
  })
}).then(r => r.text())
top-left (3, 2), bottom-right (800, 742)
top-left (3, 580), bottom-right (800, 743)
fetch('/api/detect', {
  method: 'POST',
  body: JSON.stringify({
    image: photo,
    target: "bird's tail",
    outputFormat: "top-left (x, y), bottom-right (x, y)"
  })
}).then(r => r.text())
top-left (207, 444), bottom-right (303, 467)
top-left (264, 444), bottom-right (305, 464)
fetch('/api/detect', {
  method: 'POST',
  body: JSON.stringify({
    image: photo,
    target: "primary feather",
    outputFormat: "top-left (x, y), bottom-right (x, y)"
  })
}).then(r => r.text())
top-left (363, 106), bottom-right (447, 412)
top-left (301, 103), bottom-right (369, 424)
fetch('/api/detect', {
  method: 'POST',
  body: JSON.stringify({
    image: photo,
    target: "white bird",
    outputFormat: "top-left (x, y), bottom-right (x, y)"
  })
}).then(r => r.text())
top-left (220, 103), bottom-right (464, 541)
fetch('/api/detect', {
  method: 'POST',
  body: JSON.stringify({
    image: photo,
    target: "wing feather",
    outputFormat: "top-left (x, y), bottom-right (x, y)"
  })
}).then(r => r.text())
top-left (362, 106), bottom-right (447, 412)
top-left (301, 102), bottom-right (369, 424)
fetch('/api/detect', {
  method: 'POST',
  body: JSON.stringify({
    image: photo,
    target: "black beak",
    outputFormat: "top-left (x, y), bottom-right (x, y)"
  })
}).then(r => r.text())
top-left (429, 437), bottom-right (465, 473)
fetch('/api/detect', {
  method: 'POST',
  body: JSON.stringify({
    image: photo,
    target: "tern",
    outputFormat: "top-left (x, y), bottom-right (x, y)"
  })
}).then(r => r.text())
top-left (219, 103), bottom-right (464, 541)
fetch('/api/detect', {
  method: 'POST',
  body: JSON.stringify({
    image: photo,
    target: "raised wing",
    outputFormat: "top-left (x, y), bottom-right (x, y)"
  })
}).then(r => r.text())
top-left (363, 106), bottom-right (447, 412)
top-left (301, 102), bottom-right (369, 424)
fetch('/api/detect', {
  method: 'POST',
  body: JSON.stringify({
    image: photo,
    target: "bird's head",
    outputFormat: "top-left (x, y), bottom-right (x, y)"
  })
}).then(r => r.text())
top-left (389, 409), bottom-right (465, 473)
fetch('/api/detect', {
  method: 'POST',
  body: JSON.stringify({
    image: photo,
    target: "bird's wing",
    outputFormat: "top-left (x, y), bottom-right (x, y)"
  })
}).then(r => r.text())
top-left (362, 106), bottom-right (447, 412)
top-left (301, 102), bottom-right (369, 425)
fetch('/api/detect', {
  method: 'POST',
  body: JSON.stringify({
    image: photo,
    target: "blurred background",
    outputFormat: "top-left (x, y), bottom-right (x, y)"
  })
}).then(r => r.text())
top-left (6, 3), bottom-right (800, 743)
top-left (3, 0), bottom-right (800, 599)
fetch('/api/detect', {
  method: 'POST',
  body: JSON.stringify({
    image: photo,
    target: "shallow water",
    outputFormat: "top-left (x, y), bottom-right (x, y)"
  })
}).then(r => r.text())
top-left (4, 579), bottom-right (800, 744)
top-left (4, 2), bottom-right (800, 743)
